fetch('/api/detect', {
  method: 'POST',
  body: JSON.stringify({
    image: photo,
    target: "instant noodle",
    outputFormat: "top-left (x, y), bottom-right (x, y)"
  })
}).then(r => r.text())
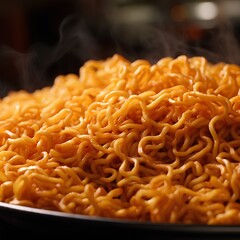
top-left (0, 54), bottom-right (240, 224)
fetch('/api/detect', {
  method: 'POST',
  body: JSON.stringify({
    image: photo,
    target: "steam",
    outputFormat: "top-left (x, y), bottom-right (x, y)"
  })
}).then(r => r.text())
top-left (0, 11), bottom-right (240, 98)
top-left (210, 18), bottom-right (240, 64)
top-left (0, 15), bottom-right (100, 98)
top-left (111, 17), bottom-right (240, 65)
top-left (33, 14), bottom-right (100, 79)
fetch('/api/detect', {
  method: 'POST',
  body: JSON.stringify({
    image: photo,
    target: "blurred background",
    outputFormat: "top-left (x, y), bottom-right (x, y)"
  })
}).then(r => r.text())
top-left (0, 0), bottom-right (240, 97)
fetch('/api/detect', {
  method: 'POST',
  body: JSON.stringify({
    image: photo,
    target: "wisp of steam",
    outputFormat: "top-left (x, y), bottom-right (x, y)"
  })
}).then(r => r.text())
top-left (0, 13), bottom-right (240, 98)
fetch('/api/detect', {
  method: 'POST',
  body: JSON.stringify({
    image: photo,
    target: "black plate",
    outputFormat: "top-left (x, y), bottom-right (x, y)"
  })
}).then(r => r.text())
top-left (0, 202), bottom-right (240, 240)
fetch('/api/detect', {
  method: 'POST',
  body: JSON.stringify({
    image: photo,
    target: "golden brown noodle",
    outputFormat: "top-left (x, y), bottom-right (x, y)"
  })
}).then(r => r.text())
top-left (1, 54), bottom-right (240, 224)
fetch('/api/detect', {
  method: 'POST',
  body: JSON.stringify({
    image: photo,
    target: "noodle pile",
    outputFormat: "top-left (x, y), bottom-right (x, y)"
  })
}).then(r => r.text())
top-left (1, 54), bottom-right (240, 224)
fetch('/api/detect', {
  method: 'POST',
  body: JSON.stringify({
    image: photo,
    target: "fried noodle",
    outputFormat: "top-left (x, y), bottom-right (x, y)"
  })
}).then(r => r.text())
top-left (1, 54), bottom-right (240, 224)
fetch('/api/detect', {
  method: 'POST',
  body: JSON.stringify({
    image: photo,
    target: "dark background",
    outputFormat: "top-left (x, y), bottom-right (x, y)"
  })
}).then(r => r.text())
top-left (1, 1), bottom-right (240, 239)
top-left (0, 0), bottom-right (240, 97)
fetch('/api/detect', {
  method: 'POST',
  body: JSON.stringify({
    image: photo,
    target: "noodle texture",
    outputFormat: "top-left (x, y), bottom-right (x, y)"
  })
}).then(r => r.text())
top-left (1, 54), bottom-right (240, 224)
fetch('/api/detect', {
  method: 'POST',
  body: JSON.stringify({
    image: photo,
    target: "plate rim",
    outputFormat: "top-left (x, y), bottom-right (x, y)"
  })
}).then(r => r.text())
top-left (0, 201), bottom-right (240, 234)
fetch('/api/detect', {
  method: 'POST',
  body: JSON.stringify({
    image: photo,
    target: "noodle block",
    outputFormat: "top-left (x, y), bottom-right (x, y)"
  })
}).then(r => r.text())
top-left (0, 54), bottom-right (240, 224)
